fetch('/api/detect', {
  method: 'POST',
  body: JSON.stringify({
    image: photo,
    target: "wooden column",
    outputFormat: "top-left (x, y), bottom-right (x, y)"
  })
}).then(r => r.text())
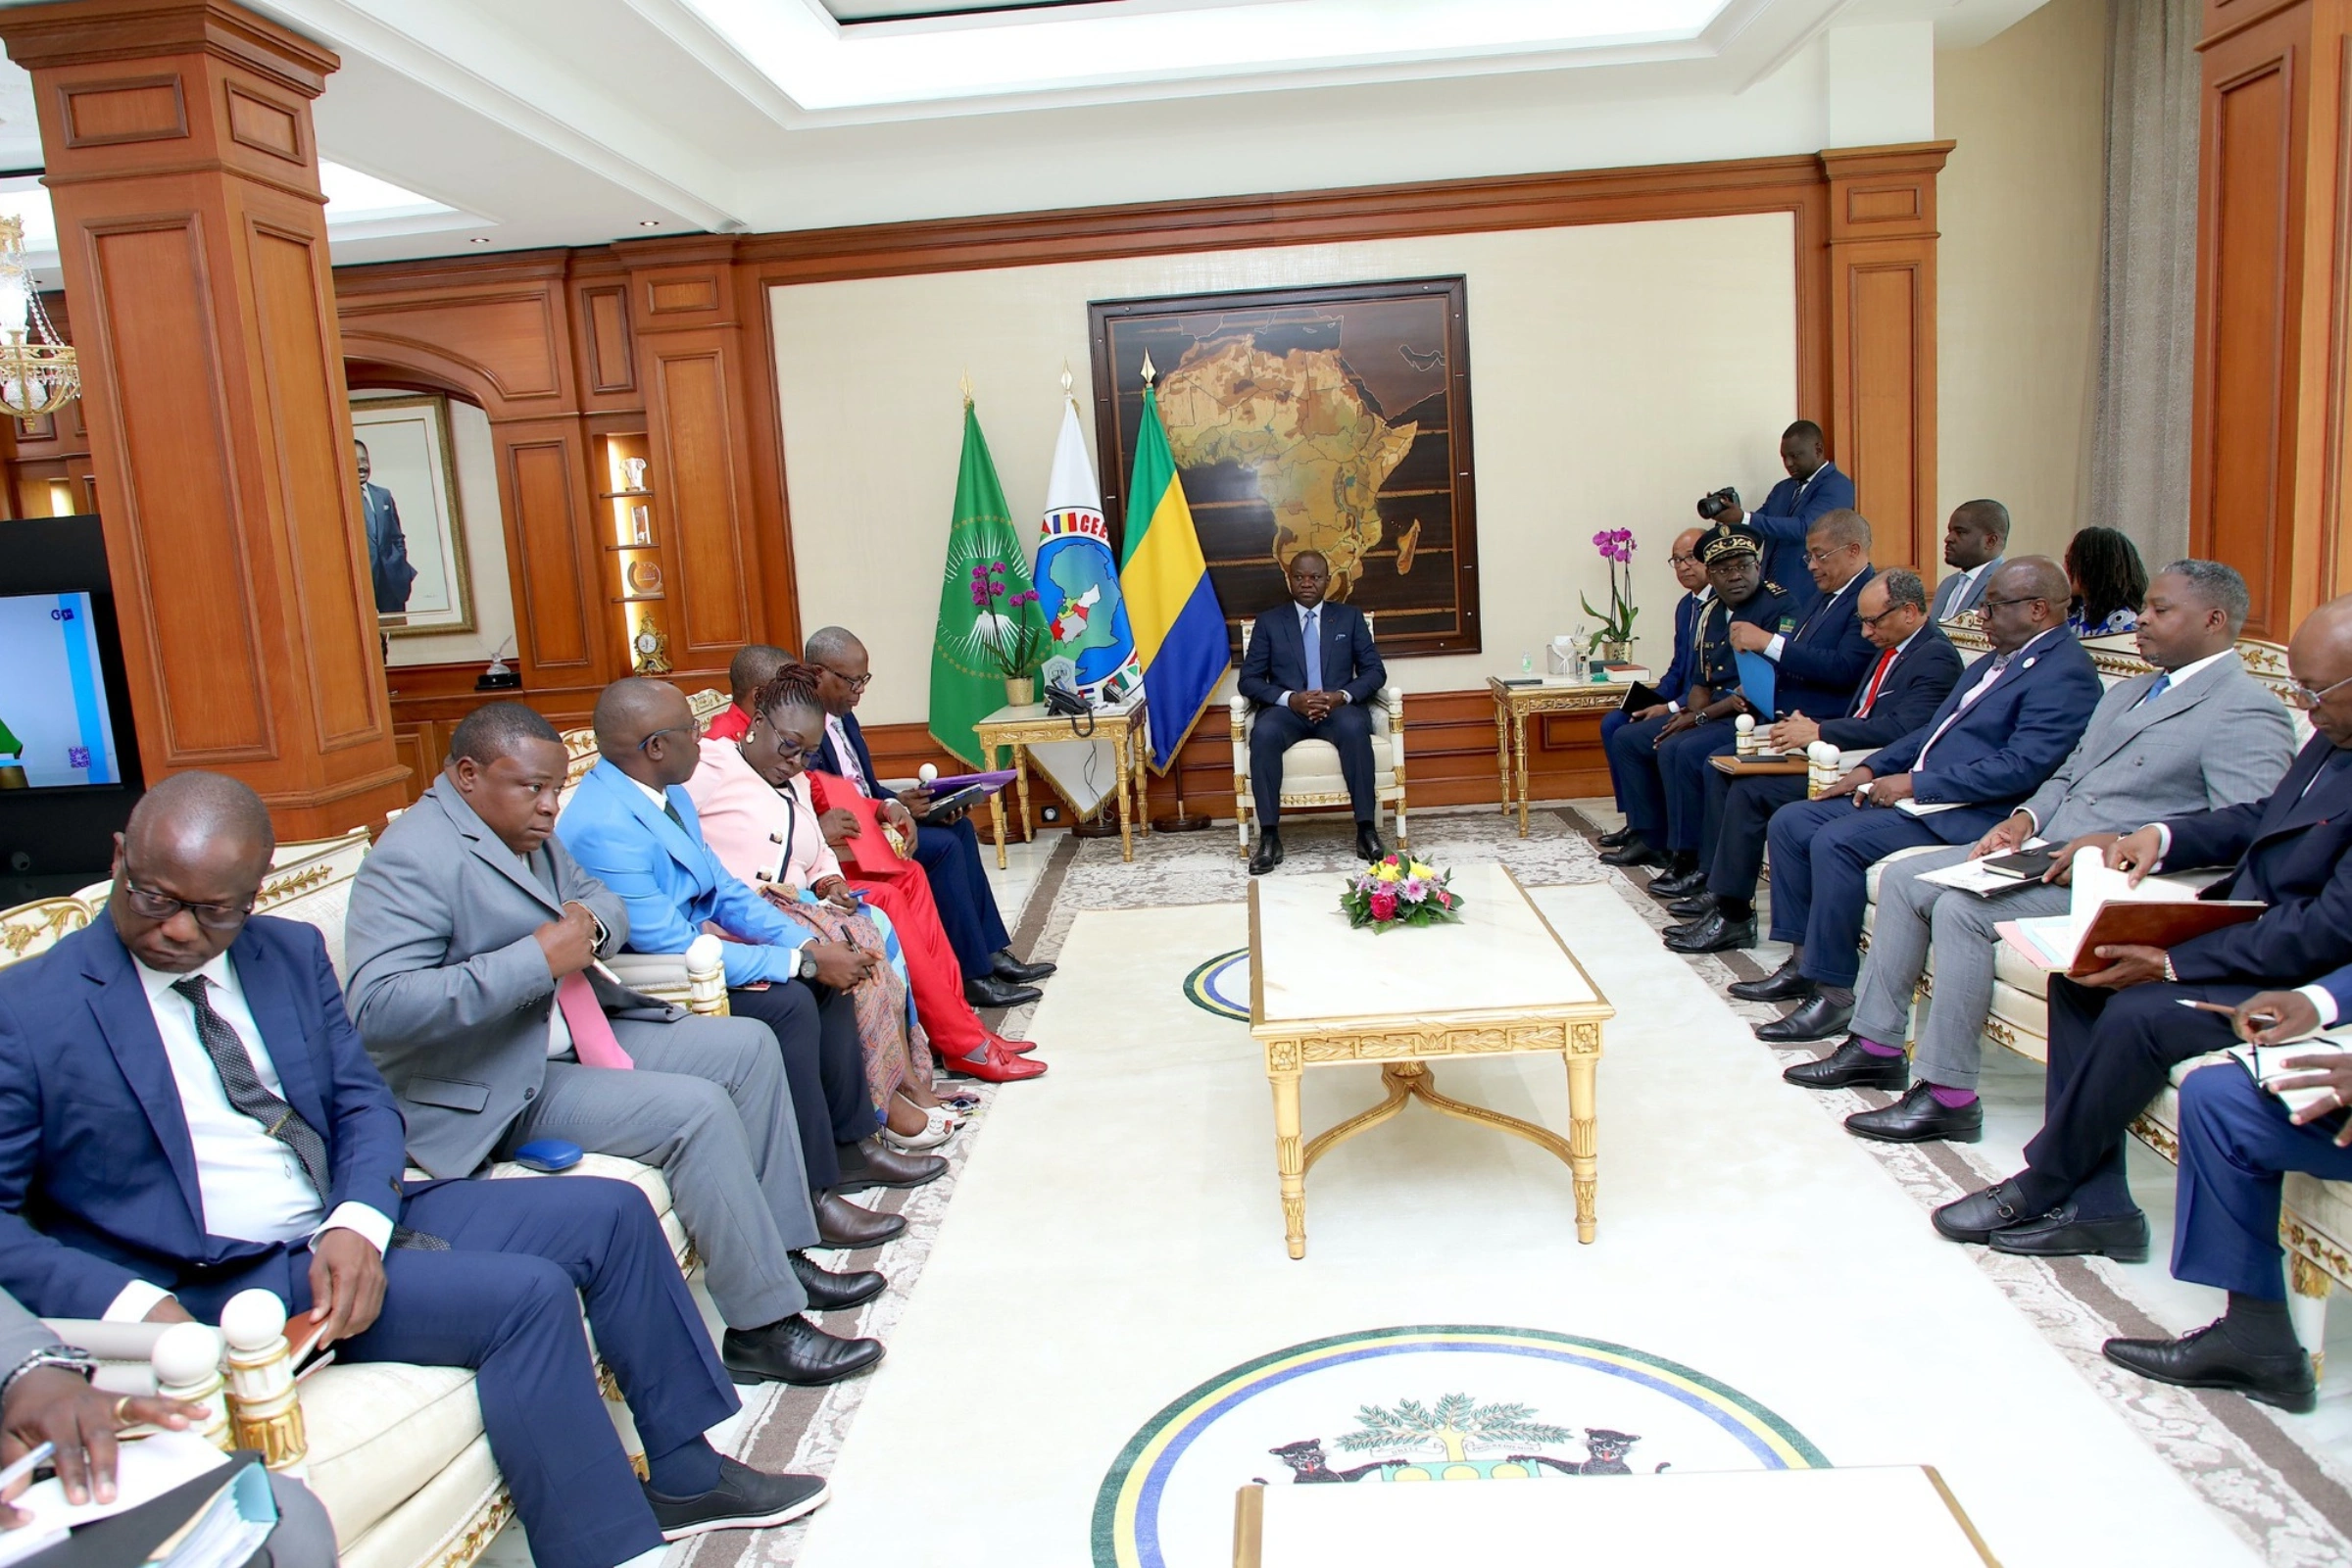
top-left (2188, 0), bottom-right (2352, 639)
top-left (0, 0), bottom-right (406, 836)
top-left (1821, 142), bottom-right (1952, 575)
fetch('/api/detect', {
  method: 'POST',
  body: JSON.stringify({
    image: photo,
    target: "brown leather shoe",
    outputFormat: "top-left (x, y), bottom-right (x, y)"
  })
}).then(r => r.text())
top-left (814, 1191), bottom-right (906, 1249)
top-left (837, 1137), bottom-right (947, 1191)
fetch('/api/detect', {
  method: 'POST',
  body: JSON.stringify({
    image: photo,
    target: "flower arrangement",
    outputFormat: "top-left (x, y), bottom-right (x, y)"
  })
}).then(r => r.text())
top-left (1341, 855), bottom-right (1465, 932)
top-left (968, 561), bottom-right (1049, 678)
top-left (1581, 527), bottom-right (1638, 653)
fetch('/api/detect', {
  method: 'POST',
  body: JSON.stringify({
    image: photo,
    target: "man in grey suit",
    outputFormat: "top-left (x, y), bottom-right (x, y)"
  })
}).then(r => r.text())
top-left (1787, 561), bottom-right (2297, 1143)
top-left (0, 1287), bottom-right (336, 1564)
top-left (1929, 499), bottom-right (2008, 621)
top-left (343, 703), bottom-right (888, 1390)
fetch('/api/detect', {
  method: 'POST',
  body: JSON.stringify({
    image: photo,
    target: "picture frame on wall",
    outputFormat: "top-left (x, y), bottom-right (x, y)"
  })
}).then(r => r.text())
top-left (1089, 275), bottom-right (1480, 659)
top-left (351, 392), bottom-right (474, 637)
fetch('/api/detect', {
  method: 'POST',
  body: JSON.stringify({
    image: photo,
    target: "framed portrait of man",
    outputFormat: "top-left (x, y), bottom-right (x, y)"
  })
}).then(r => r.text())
top-left (350, 393), bottom-right (473, 636)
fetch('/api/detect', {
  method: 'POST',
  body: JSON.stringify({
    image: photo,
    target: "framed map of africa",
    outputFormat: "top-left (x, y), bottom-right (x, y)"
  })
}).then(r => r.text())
top-left (1089, 276), bottom-right (1481, 659)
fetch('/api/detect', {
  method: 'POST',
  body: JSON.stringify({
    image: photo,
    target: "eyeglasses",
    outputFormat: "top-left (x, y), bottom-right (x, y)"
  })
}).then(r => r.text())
top-left (2286, 670), bottom-right (2352, 710)
top-left (634, 724), bottom-right (694, 753)
top-left (1803, 545), bottom-right (1854, 566)
top-left (1978, 595), bottom-right (2045, 612)
top-left (816, 664), bottom-right (873, 693)
top-left (120, 876), bottom-right (254, 931)
top-left (1857, 607), bottom-right (1912, 629)
top-left (748, 721), bottom-right (809, 761)
top-left (1668, 553), bottom-right (1699, 566)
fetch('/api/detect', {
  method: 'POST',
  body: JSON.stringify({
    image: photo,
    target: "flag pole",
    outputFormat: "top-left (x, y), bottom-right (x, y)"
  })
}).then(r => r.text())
top-left (1134, 349), bottom-right (1213, 835)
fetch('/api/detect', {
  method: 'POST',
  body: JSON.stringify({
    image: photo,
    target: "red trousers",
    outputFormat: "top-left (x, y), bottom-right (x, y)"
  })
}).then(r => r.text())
top-left (846, 864), bottom-right (986, 1057)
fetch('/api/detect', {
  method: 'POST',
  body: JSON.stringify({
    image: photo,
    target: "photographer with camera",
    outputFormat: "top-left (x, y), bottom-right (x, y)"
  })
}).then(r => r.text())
top-left (1697, 419), bottom-right (1852, 609)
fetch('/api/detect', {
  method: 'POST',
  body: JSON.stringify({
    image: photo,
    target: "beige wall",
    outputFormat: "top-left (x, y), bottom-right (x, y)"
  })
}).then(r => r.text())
top-left (1936, 0), bottom-right (2108, 566)
top-left (772, 215), bottom-right (1796, 725)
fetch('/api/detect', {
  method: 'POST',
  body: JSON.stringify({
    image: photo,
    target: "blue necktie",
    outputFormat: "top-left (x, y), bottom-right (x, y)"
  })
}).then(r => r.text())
top-left (1303, 609), bottom-right (1322, 692)
top-left (2135, 671), bottom-right (2171, 710)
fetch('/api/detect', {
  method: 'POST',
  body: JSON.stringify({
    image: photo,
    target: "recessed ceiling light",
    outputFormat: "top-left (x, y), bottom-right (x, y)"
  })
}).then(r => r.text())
top-left (639, 220), bottom-right (662, 228)
top-left (468, 237), bottom-right (492, 245)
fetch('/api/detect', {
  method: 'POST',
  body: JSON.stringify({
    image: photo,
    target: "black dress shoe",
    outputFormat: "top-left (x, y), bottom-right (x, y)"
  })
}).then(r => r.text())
top-left (1845, 1082), bottom-right (1982, 1144)
top-left (814, 1191), bottom-right (905, 1249)
top-left (646, 1457), bottom-right (831, 1538)
top-left (1249, 831), bottom-right (1285, 877)
top-left (790, 1250), bottom-right (886, 1312)
top-left (720, 1314), bottom-right (885, 1388)
top-left (1665, 891), bottom-right (1718, 919)
top-left (1729, 960), bottom-right (1810, 1002)
top-left (1932, 1180), bottom-right (2033, 1244)
top-left (837, 1137), bottom-right (946, 1191)
top-left (1596, 826), bottom-right (1636, 849)
top-left (965, 973), bottom-right (1043, 1008)
top-left (2103, 1321), bottom-right (2318, 1413)
top-left (1989, 1203), bottom-right (2150, 1262)
top-left (1355, 824), bottom-right (1387, 862)
top-left (1665, 911), bottom-right (1757, 955)
top-left (1647, 866), bottom-right (1708, 900)
top-left (990, 948), bottom-right (1056, 984)
top-left (1784, 1037), bottom-right (1908, 1091)
top-left (1754, 994), bottom-right (1852, 1042)
top-left (1600, 837), bottom-right (1661, 868)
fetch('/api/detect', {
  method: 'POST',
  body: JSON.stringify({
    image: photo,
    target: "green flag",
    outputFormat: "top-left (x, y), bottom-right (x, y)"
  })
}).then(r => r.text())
top-left (929, 398), bottom-right (1049, 767)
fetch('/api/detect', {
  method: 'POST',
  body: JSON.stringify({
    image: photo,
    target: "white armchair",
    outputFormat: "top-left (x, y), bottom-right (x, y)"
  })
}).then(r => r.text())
top-left (1228, 612), bottom-right (1408, 856)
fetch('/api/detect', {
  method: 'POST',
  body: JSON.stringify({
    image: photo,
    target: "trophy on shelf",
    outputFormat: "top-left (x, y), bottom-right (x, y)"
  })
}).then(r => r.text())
top-left (476, 635), bottom-right (519, 692)
top-left (629, 503), bottom-right (653, 545)
top-left (632, 614), bottom-right (673, 674)
top-left (619, 457), bottom-right (649, 493)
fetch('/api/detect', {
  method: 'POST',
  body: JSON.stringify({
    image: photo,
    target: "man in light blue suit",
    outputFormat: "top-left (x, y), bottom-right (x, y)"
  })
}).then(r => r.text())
top-left (557, 678), bottom-right (942, 1229)
top-left (1707, 419), bottom-right (1854, 608)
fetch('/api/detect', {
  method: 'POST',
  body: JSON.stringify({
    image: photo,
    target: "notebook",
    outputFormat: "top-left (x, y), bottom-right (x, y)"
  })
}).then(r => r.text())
top-left (1995, 850), bottom-right (2264, 976)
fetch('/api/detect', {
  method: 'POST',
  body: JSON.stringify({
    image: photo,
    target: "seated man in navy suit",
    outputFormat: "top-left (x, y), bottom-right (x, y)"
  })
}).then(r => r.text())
top-left (1237, 550), bottom-right (1390, 874)
top-left (1646, 509), bottom-right (1880, 902)
top-left (801, 626), bottom-right (1054, 1013)
top-left (1664, 566), bottom-right (1962, 953)
top-left (1936, 594), bottom-right (2352, 1264)
top-left (1704, 418), bottom-right (1855, 608)
top-left (2102, 966), bottom-right (2352, 1413)
top-left (1599, 527), bottom-right (1710, 851)
top-left (1737, 558), bottom-right (2102, 1043)
top-left (0, 773), bottom-right (828, 1568)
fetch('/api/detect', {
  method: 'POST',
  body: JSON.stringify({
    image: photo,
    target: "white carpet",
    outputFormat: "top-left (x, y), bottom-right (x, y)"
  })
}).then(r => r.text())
top-left (791, 876), bottom-right (2260, 1568)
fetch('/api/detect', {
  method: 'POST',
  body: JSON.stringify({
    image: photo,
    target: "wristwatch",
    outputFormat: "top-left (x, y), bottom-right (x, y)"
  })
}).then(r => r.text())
top-left (1692, 709), bottom-right (1711, 723)
top-left (1, 1345), bottom-right (94, 1406)
top-left (794, 946), bottom-right (818, 981)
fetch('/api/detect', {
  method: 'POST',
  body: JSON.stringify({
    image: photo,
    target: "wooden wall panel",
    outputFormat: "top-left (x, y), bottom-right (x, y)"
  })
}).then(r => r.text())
top-left (1844, 258), bottom-right (1925, 560)
top-left (647, 340), bottom-right (756, 662)
top-left (497, 425), bottom-right (601, 678)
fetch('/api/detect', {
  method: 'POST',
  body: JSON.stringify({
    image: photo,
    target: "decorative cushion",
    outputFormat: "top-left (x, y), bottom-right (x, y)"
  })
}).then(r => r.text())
top-left (1249, 733), bottom-right (1402, 794)
top-left (303, 1361), bottom-right (486, 1548)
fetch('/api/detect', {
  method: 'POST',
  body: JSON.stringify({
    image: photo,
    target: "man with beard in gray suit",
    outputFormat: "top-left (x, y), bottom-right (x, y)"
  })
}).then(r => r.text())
top-left (1786, 561), bottom-right (2297, 1144)
top-left (343, 702), bottom-right (890, 1389)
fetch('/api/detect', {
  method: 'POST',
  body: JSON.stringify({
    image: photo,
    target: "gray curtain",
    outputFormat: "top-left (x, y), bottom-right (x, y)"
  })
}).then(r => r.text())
top-left (2089, 0), bottom-right (2201, 566)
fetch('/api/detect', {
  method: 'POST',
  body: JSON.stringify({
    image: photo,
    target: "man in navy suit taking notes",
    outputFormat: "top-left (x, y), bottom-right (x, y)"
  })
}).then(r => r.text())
top-left (0, 773), bottom-right (831, 1568)
top-left (1239, 549), bottom-right (1388, 874)
top-left (1703, 419), bottom-right (1854, 607)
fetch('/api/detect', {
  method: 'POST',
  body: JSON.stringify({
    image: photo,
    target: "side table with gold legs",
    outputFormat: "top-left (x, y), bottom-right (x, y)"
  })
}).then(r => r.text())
top-left (971, 696), bottom-right (1150, 866)
top-left (1485, 677), bottom-right (1627, 836)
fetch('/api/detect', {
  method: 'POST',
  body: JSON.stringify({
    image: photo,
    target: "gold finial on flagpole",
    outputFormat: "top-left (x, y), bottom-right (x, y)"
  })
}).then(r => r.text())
top-left (1060, 360), bottom-right (1074, 397)
top-left (960, 368), bottom-right (974, 408)
top-left (1140, 350), bottom-right (1156, 387)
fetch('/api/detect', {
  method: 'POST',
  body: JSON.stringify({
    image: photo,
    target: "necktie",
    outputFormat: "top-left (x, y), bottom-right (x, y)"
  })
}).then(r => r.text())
top-left (1303, 609), bottom-right (1322, 693)
top-left (661, 795), bottom-right (688, 833)
top-left (2135, 671), bottom-right (2171, 709)
top-left (172, 974), bottom-right (329, 1200)
top-left (1854, 648), bottom-right (1897, 716)
top-left (556, 972), bottom-right (634, 1069)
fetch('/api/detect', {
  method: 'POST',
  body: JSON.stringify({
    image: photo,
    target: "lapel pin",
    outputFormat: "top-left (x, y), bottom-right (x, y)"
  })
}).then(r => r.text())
top-left (2023, 657), bottom-right (2037, 669)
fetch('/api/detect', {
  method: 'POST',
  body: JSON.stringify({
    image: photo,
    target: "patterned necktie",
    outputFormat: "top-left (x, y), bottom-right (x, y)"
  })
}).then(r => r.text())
top-left (2135, 671), bottom-right (2171, 709)
top-left (1303, 609), bottom-right (1322, 693)
top-left (171, 974), bottom-right (328, 1200)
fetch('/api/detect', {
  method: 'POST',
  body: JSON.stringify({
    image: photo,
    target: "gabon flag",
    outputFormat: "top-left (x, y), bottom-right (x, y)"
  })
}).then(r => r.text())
top-left (1117, 369), bottom-right (1228, 772)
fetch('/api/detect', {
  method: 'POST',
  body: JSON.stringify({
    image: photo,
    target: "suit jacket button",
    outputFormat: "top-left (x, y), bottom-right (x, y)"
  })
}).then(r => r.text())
top-left (523, 1087), bottom-right (536, 1101)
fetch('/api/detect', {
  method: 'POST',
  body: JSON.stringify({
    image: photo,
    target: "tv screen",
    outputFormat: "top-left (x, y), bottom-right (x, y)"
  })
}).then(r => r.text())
top-left (0, 589), bottom-right (122, 790)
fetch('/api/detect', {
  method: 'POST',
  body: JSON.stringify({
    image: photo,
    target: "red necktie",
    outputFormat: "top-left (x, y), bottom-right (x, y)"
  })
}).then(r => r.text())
top-left (1854, 648), bottom-right (1897, 715)
top-left (557, 972), bottom-right (633, 1069)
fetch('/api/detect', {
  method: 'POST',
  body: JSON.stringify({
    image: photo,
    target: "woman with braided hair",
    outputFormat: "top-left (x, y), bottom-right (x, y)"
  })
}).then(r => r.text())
top-left (690, 662), bottom-right (1046, 1093)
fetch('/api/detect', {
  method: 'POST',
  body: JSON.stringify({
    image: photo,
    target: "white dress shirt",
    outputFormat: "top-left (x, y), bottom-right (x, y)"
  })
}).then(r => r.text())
top-left (1763, 567), bottom-right (1863, 662)
top-left (107, 951), bottom-right (394, 1322)
top-left (824, 714), bottom-right (873, 794)
top-left (1275, 600), bottom-right (1351, 711)
top-left (1936, 560), bottom-right (1994, 618)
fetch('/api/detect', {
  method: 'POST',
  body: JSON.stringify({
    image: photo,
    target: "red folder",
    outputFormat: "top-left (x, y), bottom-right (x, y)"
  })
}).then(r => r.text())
top-left (807, 771), bottom-right (914, 877)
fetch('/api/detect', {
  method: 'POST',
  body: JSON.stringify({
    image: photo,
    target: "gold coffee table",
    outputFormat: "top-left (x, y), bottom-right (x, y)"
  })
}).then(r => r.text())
top-left (1249, 862), bottom-right (1613, 1258)
top-left (972, 696), bottom-right (1150, 866)
top-left (1486, 676), bottom-right (1625, 836)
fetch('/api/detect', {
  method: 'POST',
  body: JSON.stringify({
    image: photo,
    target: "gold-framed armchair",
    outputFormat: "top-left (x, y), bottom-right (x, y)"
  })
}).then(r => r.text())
top-left (1227, 612), bottom-right (1407, 857)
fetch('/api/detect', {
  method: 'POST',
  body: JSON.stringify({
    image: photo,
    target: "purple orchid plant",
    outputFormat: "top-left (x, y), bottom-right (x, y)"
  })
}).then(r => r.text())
top-left (969, 561), bottom-right (1048, 678)
top-left (1580, 527), bottom-right (1638, 653)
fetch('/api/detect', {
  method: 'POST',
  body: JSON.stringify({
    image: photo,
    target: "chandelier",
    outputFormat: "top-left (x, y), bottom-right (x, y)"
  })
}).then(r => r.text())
top-left (0, 215), bottom-right (76, 419)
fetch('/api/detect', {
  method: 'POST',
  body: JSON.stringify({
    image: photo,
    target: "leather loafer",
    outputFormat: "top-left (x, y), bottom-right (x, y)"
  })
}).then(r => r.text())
top-left (1249, 832), bottom-right (1285, 876)
top-left (944, 1039), bottom-right (1048, 1082)
top-left (1596, 826), bottom-right (1635, 848)
top-left (838, 1137), bottom-right (946, 1191)
top-left (1754, 994), bottom-right (1852, 1043)
top-left (1600, 837), bottom-right (1661, 868)
top-left (1729, 960), bottom-right (1811, 1003)
top-left (1665, 912), bottom-right (1757, 955)
top-left (1845, 1082), bottom-right (1982, 1144)
top-left (2103, 1321), bottom-right (2318, 1413)
top-left (790, 1250), bottom-right (886, 1312)
top-left (1647, 865), bottom-right (1708, 899)
top-left (1355, 825), bottom-right (1388, 862)
top-left (720, 1314), bottom-right (884, 1387)
top-left (1665, 892), bottom-right (1718, 919)
top-left (1784, 1037), bottom-right (1909, 1091)
top-left (646, 1458), bottom-right (830, 1539)
top-left (964, 973), bottom-right (1043, 1009)
top-left (814, 1191), bottom-right (905, 1249)
top-left (1988, 1203), bottom-right (2149, 1263)
top-left (1932, 1180), bottom-right (2032, 1244)
top-left (990, 949), bottom-right (1056, 984)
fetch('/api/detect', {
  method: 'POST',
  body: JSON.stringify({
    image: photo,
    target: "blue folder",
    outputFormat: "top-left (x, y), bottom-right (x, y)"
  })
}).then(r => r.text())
top-left (1734, 650), bottom-right (1777, 720)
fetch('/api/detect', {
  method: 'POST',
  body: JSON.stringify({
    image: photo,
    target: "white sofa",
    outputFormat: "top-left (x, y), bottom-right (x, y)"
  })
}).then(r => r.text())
top-left (1228, 613), bottom-right (1408, 855)
top-left (1855, 628), bottom-right (2349, 1350)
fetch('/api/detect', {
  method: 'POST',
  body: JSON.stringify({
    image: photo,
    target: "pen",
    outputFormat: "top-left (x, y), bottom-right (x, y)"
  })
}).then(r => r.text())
top-left (0, 1440), bottom-right (55, 1494)
top-left (2180, 998), bottom-right (2280, 1028)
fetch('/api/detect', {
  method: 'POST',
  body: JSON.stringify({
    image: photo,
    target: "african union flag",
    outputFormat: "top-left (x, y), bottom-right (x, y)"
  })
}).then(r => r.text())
top-left (1118, 380), bottom-right (1228, 772)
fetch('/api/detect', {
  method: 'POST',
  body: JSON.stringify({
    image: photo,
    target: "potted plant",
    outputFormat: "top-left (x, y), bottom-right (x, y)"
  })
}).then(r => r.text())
top-left (970, 562), bottom-right (1048, 704)
top-left (1581, 527), bottom-right (1638, 664)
